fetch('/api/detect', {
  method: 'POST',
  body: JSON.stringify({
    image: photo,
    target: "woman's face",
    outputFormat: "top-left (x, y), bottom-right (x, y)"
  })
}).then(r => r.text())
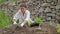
top-left (20, 7), bottom-right (26, 13)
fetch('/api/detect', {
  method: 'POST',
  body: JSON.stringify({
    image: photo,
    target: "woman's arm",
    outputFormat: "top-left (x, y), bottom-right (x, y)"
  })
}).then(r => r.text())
top-left (13, 12), bottom-right (19, 24)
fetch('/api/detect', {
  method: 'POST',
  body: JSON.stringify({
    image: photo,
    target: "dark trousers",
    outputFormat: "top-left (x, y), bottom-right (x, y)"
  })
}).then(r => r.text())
top-left (30, 23), bottom-right (39, 27)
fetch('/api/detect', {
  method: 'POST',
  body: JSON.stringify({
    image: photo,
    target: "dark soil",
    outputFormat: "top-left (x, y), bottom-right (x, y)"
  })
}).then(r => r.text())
top-left (0, 23), bottom-right (57, 34)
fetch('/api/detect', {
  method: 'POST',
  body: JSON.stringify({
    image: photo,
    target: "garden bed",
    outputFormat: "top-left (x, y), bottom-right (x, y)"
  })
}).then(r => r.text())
top-left (0, 23), bottom-right (57, 34)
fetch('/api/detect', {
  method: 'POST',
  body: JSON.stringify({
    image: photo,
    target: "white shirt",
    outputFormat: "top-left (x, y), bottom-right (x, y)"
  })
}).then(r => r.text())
top-left (13, 10), bottom-right (31, 23)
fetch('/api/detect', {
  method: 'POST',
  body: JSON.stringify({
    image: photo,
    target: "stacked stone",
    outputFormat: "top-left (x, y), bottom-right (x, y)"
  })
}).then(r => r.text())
top-left (24, 0), bottom-right (59, 23)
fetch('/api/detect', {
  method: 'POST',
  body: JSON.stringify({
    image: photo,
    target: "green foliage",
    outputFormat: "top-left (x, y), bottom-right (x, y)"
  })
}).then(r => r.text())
top-left (58, 20), bottom-right (60, 24)
top-left (12, 0), bottom-right (18, 2)
top-left (57, 24), bottom-right (60, 34)
top-left (0, 9), bottom-right (12, 27)
top-left (57, 24), bottom-right (60, 28)
top-left (17, 19), bottom-right (20, 26)
top-left (35, 17), bottom-right (42, 24)
top-left (27, 20), bottom-right (31, 27)
top-left (49, 21), bottom-right (53, 25)
top-left (57, 29), bottom-right (60, 34)
top-left (17, 20), bottom-right (31, 27)
top-left (17, 22), bottom-right (20, 27)
top-left (0, 0), bottom-right (18, 3)
top-left (0, 0), bottom-right (7, 3)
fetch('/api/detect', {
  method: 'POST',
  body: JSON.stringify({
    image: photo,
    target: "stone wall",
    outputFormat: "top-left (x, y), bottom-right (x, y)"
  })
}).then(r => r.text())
top-left (0, 0), bottom-right (60, 23)
top-left (22, 0), bottom-right (60, 23)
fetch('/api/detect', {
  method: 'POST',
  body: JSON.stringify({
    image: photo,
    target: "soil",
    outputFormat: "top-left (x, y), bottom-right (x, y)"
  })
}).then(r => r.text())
top-left (0, 23), bottom-right (57, 34)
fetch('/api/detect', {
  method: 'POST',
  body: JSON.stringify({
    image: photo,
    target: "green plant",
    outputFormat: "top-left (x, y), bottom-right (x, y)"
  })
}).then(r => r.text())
top-left (57, 24), bottom-right (60, 34)
top-left (35, 17), bottom-right (42, 24)
top-left (0, 9), bottom-right (12, 27)
top-left (27, 20), bottom-right (31, 27)
top-left (34, 17), bottom-right (42, 30)
top-left (58, 20), bottom-right (60, 24)
top-left (0, 0), bottom-right (19, 3)
top-left (0, 0), bottom-right (7, 3)
top-left (12, 0), bottom-right (18, 2)
top-left (17, 22), bottom-right (20, 27)
top-left (49, 21), bottom-right (53, 25)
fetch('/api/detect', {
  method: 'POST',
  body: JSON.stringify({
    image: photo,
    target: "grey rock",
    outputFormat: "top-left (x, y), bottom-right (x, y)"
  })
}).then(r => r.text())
top-left (44, 7), bottom-right (51, 12)
top-left (47, 0), bottom-right (52, 2)
top-left (50, 6), bottom-right (56, 9)
top-left (56, 5), bottom-right (60, 9)
top-left (39, 8), bottom-right (44, 12)
top-left (46, 17), bottom-right (52, 20)
top-left (58, 0), bottom-right (60, 5)
top-left (42, 3), bottom-right (50, 7)
top-left (8, 2), bottom-right (16, 6)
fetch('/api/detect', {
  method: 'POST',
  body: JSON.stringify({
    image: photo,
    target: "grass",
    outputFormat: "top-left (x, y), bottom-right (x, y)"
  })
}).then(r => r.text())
top-left (57, 24), bottom-right (60, 34)
top-left (0, 0), bottom-right (18, 3)
top-left (11, 0), bottom-right (18, 2)
top-left (0, 9), bottom-right (12, 27)
top-left (0, 0), bottom-right (7, 3)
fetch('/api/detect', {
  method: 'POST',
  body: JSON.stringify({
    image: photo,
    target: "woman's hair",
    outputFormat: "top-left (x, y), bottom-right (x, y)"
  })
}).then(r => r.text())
top-left (20, 4), bottom-right (27, 8)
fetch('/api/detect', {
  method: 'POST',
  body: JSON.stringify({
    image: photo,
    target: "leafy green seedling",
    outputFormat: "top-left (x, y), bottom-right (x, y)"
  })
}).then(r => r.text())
top-left (57, 28), bottom-right (60, 34)
top-left (57, 24), bottom-right (60, 28)
top-left (57, 24), bottom-right (60, 34)
top-left (27, 20), bottom-right (31, 27)
top-left (49, 21), bottom-right (53, 25)
top-left (34, 17), bottom-right (42, 30)
top-left (17, 22), bottom-right (20, 27)
top-left (17, 19), bottom-right (20, 26)
top-left (35, 17), bottom-right (42, 24)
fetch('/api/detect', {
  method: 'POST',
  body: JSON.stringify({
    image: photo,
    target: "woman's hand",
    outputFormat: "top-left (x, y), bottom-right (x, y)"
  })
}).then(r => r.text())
top-left (20, 23), bottom-right (24, 27)
top-left (13, 19), bottom-right (17, 24)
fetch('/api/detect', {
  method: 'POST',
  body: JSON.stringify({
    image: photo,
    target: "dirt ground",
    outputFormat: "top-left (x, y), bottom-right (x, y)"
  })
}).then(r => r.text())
top-left (0, 23), bottom-right (57, 34)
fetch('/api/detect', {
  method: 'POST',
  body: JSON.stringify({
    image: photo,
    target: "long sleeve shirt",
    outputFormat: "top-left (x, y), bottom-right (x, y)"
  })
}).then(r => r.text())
top-left (13, 10), bottom-right (31, 23)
